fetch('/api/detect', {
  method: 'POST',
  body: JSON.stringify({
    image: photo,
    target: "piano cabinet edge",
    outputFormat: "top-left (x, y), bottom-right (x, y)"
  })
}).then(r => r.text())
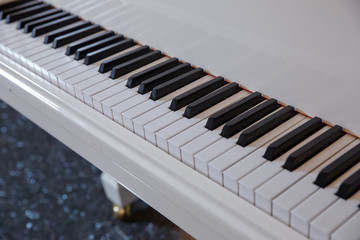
top-left (0, 56), bottom-right (307, 240)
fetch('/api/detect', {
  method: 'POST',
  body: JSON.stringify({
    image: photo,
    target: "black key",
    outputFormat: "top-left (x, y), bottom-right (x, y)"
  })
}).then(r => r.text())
top-left (84, 38), bottom-right (135, 65)
top-left (150, 68), bottom-right (206, 100)
top-left (17, 8), bottom-right (62, 29)
top-left (0, 0), bottom-right (32, 11)
top-left (205, 92), bottom-right (264, 130)
top-left (110, 50), bottom-right (163, 79)
top-left (6, 3), bottom-right (52, 23)
top-left (264, 117), bottom-right (325, 161)
top-left (0, 0), bottom-right (42, 20)
top-left (44, 20), bottom-right (92, 44)
top-left (283, 125), bottom-right (345, 171)
top-left (314, 143), bottom-right (360, 188)
top-left (138, 63), bottom-right (192, 94)
top-left (32, 15), bottom-right (79, 37)
top-left (75, 34), bottom-right (123, 60)
top-left (24, 11), bottom-right (70, 33)
top-left (336, 168), bottom-right (360, 199)
top-left (184, 82), bottom-right (241, 119)
top-left (126, 58), bottom-right (180, 88)
top-left (66, 31), bottom-right (114, 56)
top-left (170, 77), bottom-right (226, 111)
top-left (99, 45), bottom-right (151, 73)
top-left (221, 98), bottom-right (279, 138)
top-left (52, 24), bottom-right (102, 48)
top-left (238, 106), bottom-right (297, 147)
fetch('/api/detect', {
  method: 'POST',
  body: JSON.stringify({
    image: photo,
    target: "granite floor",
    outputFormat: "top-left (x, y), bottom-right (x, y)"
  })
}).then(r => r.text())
top-left (0, 100), bottom-right (193, 240)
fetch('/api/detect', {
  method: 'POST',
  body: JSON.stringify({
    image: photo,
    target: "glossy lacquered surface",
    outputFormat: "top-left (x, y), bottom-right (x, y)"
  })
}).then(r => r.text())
top-left (0, 55), bottom-right (307, 239)
top-left (48, 0), bottom-right (360, 137)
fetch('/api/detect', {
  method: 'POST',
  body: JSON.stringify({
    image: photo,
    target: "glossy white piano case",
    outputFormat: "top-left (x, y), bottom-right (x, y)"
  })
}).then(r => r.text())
top-left (49, 0), bottom-right (360, 137)
top-left (0, 54), bottom-right (307, 239)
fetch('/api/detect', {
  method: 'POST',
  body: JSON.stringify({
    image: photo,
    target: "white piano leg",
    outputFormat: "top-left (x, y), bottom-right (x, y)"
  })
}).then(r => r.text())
top-left (100, 172), bottom-right (138, 218)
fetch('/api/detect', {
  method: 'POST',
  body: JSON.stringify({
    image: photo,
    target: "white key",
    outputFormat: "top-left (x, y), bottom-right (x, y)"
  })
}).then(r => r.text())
top-left (133, 104), bottom-right (170, 138)
top-left (5, 41), bottom-right (31, 60)
top-left (0, 27), bottom-right (23, 44)
top-left (134, 83), bottom-right (245, 147)
top-left (83, 80), bottom-right (120, 107)
top-left (11, 21), bottom-right (78, 64)
top-left (4, 41), bottom-right (47, 68)
top-left (40, 56), bottom-right (74, 81)
top-left (0, 33), bottom-right (27, 48)
top-left (73, 74), bottom-right (108, 100)
top-left (209, 146), bottom-right (250, 186)
top-left (65, 71), bottom-right (104, 94)
top-left (18, 44), bottom-right (51, 68)
top-left (255, 133), bottom-right (354, 214)
top-left (27, 49), bottom-right (61, 72)
top-left (331, 211), bottom-right (360, 240)
top-left (1, 23), bottom-right (26, 36)
top-left (162, 88), bottom-right (249, 152)
top-left (221, 113), bottom-right (304, 194)
top-left (168, 120), bottom-right (208, 159)
top-left (6, 37), bottom-right (38, 59)
top-left (273, 138), bottom-right (359, 225)
top-left (111, 93), bottom-right (150, 123)
top-left (272, 173), bottom-right (318, 224)
top-left (11, 41), bottom-right (44, 63)
top-left (81, 57), bottom-right (168, 106)
top-left (292, 189), bottom-right (338, 236)
top-left (48, 60), bottom-right (83, 86)
top-left (163, 90), bottom-right (250, 154)
top-left (156, 117), bottom-right (193, 152)
top-left (0, 30), bottom-right (29, 47)
top-left (57, 65), bottom-right (97, 91)
top-left (194, 138), bottom-right (236, 176)
top-left (66, 71), bottom-right (101, 96)
top-left (63, 45), bottom-right (139, 91)
top-left (238, 121), bottom-right (320, 201)
top-left (102, 88), bottom-right (137, 118)
top-left (60, 44), bottom-right (138, 87)
top-left (291, 161), bottom-right (360, 237)
top-left (310, 190), bottom-right (360, 240)
top-left (93, 83), bottom-right (130, 113)
top-left (144, 111), bottom-right (183, 146)
top-left (32, 50), bottom-right (66, 76)
top-left (181, 131), bottom-right (222, 167)
top-left (122, 75), bottom-right (213, 132)
top-left (123, 100), bottom-right (163, 131)
top-left (238, 123), bottom-right (328, 198)
top-left (1, 34), bottom-right (29, 55)
top-left (154, 78), bottom-right (222, 148)
top-left (0, 35), bottom-right (24, 52)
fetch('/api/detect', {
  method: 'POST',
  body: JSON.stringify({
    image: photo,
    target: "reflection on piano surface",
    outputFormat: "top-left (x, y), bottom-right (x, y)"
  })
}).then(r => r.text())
top-left (0, 0), bottom-right (359, 239)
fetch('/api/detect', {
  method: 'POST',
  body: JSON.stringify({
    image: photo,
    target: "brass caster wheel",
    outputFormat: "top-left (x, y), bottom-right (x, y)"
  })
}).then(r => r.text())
top-left (112, 203), bottom-right (132, 219)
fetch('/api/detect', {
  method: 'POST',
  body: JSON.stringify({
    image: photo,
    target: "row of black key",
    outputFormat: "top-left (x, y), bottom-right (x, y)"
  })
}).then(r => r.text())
top-left (2, 0), bottom-right (359, 204)
top-left (3, 1), bottom-right (296, 150)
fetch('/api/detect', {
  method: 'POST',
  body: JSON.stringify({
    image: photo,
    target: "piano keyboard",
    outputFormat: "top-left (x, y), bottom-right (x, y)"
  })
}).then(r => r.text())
top-left (0, 1), bottom-right (359, 239)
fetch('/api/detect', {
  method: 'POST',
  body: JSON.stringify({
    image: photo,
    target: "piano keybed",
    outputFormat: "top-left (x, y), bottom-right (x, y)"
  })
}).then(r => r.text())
top-left (0, 1), bottom-right (359, 239)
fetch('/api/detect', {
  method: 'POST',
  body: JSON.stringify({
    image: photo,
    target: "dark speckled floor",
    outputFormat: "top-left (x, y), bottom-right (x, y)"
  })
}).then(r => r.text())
top-left (0, 100), bottom-right (193, 240)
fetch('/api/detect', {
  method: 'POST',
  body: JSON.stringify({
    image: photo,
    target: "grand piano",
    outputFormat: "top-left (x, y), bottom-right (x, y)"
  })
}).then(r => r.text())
top-left (0, 0), bottom-right (359, 239)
